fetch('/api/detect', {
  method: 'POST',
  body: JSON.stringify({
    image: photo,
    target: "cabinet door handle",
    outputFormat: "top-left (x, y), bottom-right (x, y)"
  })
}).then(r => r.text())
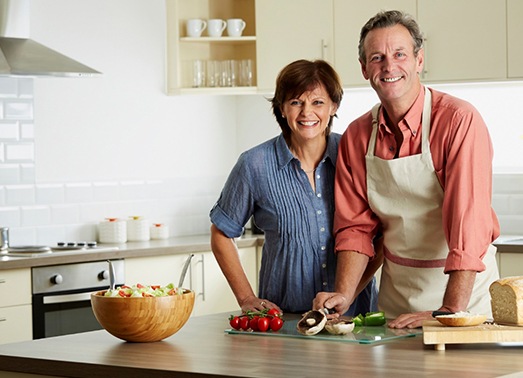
top-left (422, 37), bottom-right (429, 79)
top-left (0, 278), bottom-right (6, 284)
top-left (321, 39), bottom-right (328, 60)
top-left (199, 254), bottom-right (205, 301)
top-left (0, 317), bottom-right (6, 322)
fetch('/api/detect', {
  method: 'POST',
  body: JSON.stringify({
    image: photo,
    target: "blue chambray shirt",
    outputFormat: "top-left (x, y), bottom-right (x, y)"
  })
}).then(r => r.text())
top-left (210, 133), bottom-right (377, 314)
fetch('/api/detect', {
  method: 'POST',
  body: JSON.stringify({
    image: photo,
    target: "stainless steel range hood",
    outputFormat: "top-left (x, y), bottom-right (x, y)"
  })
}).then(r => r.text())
top-left (0, 0), bottom-right (100, 77)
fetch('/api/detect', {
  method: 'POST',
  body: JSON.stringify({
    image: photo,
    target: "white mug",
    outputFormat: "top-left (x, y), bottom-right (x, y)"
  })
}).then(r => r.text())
top-left (207, 19), bottom-right (227, 37)
top-left (186, 19), bottom-right (207, 38)
top-left (226, 18), bottom-right (246, 37)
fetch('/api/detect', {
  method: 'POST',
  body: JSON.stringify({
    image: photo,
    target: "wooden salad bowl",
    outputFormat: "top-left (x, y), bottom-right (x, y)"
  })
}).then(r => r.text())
top-left (91, 289), bottom-right (195, 342)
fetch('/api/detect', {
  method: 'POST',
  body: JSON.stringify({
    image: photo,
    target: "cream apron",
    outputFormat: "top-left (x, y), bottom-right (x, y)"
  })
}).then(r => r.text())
top-left (366, 88), bottom-right (499, 319)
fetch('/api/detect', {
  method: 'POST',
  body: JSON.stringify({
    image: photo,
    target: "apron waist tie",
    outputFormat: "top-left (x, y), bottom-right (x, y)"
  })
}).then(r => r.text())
top-left (383, 246), bottom-right (447, 268)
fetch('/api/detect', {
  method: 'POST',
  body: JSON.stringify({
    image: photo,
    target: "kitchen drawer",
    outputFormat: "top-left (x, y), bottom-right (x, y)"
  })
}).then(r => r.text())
top-left (0, 304), bottom-right (32, 344)
top-left (0, 268), bottom-right (31, 307)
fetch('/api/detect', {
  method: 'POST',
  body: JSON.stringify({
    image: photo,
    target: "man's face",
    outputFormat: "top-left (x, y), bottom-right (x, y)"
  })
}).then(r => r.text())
top-left (360, 24), bottom-right (424, 106)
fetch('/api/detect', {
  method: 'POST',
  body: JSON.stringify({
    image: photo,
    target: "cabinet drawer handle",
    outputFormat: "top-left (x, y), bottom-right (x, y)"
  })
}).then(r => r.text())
top-left (0, 317), bottom-right (6, 322)
top-left (0, 279), bottom-right (6, 284)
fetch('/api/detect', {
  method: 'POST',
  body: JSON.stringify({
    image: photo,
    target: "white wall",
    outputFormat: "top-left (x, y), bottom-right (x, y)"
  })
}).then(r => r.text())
top-left (0, 0), bottom-right (522, 246)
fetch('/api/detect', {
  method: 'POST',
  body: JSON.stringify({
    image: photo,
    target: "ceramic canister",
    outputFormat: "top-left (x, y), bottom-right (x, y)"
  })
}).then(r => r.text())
top-left (127, 216), bottom-right (150, 241)
top-left (98, 218), bottom-right (127, 243)
top-left (150, 223), bottom-right (169, 240)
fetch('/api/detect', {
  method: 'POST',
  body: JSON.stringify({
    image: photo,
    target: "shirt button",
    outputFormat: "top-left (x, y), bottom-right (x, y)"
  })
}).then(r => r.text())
top-left (322, 282), bottom-right (327, 286)
top-left (322, 263), bottom-right (327, 268)
top-left (316, 193), bottom-right (322, 198)
top-left (320, 227), bottom-right (325, 232)
top-left (321, 246), bottom-right (326, 251)
top-left (316, 174), bottom-right (320, 179)
top-left (317, 210), bottom-right (322, 215)
top-left (389, 146), bottom-right (394, 152)
top-left (412, 130), bottom-right (417, 136)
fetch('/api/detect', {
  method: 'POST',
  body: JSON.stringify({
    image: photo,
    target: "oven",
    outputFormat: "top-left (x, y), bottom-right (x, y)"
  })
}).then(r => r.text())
top-left (31, 259), bottom-right (125, 339)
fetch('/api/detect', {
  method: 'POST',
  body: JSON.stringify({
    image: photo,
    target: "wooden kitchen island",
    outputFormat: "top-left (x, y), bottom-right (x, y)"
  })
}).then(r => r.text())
top-left (0, 312), bottom-right (522, 378)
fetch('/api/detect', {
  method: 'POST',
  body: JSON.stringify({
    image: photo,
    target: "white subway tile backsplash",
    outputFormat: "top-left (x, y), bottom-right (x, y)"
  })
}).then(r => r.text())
top-left (492, 194), bottom-right (510, 215)
top-left (493, 174), bottom-right (523, 194)
top-left (4, 100), bottom-right (33, 119)
top-left (120, 180), bottom-right (147, 200)
top-left (21, 206), bottom-right (51, 226)
top-left (5, 185), bottom-right (35, 205)
top-left (6, 143), bottom-right (34, 161)
top-left (8, 227), bottom-right (36, 246)
top-left (36, 184), bottom-right (65, 204)
top-left (35, 226), bottom-right (66, 245)
top-left (17, 79), bottom-right (34, 98)
top-left (0, 78), bottom-right (18, 98)
top-left (93, 181), bottom-right (119, 202)
top-left (65, 182), bottom-right (93, 203)
top-left (497, 215), bottom-right (523, 235)
top-left (0, 206), bottom-right (21, 227)
top-left (20, 122), bottom-right (34, 139)
top-left (0, 186), bottom-right (4, 206)
top-left (0, 164), bottom-right (20, 186)
top-left (20, 163), bottom-right (35, 183)
top-left (0, 122), bottom-right (19, 140)
top-left (50, 204), bottom-right (80, 225)
top-left (63, 223), bottom-right (97, 242)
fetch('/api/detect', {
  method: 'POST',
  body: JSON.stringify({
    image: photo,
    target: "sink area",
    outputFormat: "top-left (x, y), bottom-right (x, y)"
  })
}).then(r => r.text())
top-left (1, 245), bottom-right (119, 258)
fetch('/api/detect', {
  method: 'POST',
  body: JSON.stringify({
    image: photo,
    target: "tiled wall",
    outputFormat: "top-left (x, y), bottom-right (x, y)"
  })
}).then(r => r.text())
top-left (0, 78), bottom-right (522, 246)
top-left (0, 78), bottom-right (222, 246)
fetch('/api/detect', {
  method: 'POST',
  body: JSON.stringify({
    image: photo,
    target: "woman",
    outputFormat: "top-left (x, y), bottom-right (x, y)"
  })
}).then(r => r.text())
top-left (210, 59), bottom-right (378, 314)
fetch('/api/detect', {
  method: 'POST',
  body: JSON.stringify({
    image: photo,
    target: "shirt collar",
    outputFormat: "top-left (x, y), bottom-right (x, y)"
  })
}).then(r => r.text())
top-left (378, 86), bottom-right (425, 137)
top-left (275, 133), bottom-right (337, 170)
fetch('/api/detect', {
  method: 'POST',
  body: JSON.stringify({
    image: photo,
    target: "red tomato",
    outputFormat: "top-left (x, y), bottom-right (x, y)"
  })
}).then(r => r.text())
top-left (267, 308), bottom-right (281, 317)
top-left (240, 316), bottom-right (250, 331)
top-left (257, 317), bottom-right (270, 332)
top-left (270, 316), bottom-right (284, 331)
top-left (249, 316), bottom-right (259, 331)
top-left (137, 283), bottom-right (145, 288)
top-left (151, 285), bottom-right (160, 290)
top-left (229, 316), bottom-right (241, 330)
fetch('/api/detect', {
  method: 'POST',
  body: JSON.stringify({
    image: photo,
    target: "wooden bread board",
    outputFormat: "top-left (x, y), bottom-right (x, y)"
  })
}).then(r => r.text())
top-left (423, 320), bottom-right (523, 350)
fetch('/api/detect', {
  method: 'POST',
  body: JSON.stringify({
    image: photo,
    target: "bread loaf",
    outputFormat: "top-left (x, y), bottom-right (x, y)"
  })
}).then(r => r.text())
top-left (489, 276), bottom-right (523, 326)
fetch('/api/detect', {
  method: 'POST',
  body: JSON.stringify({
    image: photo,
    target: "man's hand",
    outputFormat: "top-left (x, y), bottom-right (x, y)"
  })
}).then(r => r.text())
top-left (387, 311), bottom-right (433, 329)
top-left (312, 292), bottom-right (350, 318)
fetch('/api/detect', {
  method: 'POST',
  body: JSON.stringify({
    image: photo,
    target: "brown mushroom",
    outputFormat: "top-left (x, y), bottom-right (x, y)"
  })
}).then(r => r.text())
top-left (296, 310), bottom-right (327, 336)
top-left (324, 319), bottom-right (355, 335)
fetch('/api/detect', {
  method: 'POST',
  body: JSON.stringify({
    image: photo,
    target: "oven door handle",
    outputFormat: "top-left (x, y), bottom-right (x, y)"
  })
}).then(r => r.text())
top-left (43, 292), bottom-right (93, 304)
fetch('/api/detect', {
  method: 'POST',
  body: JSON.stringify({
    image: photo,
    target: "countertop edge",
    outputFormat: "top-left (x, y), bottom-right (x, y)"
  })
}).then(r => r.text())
top-left (0, 234), bottom-right (263, 271)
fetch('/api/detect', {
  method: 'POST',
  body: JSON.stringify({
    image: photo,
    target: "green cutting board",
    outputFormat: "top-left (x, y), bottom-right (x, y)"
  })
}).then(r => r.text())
top-left (225, 319), bottom-right (421, 344)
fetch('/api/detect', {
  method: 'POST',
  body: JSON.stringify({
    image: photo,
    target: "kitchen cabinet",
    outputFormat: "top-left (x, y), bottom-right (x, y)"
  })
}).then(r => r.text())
top-left (497, 252), bottom-right (523, 278)
top-left (166, 0), bottom-right (515, 94)
top-left (254, 0), bottom-right (334, 92)
top-left (125, 247), bottom-right (258, 317)
top-left (333, 0), bottom-right (417, 87)
top-left (508, 0), bottom-right (523, 78)
top-left (0, 269), bottom-right (32, 345)
top-left (165, 0), bottom-right (257, 95)
top-left (417, 0), bottom-right (506, 82)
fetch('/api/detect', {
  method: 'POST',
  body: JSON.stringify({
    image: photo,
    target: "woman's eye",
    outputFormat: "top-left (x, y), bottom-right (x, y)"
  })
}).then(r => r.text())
top-left (289, 100), bottom-right (301, 106)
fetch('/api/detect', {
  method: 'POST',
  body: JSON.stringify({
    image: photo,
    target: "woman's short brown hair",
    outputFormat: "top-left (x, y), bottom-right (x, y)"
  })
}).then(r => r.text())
top-left (271, 59), bottom-right (343, 140)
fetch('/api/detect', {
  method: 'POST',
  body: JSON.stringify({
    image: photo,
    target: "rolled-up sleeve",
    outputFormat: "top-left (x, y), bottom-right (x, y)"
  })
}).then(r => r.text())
top-left (334, 113), bottom-right (380, 259)
top-left (435, 99), bottom-right (500, 273)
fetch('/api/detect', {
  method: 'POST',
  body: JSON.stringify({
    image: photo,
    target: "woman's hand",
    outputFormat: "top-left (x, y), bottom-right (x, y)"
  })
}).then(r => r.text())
top-left (239, 295), bottom-right (282, 314)
top-left (387, 311), bottom-right (433, 329)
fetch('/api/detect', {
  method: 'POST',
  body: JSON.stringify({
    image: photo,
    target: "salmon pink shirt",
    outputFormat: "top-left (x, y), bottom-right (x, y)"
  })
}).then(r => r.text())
top-left (335, 86), bottom-right (500, 273)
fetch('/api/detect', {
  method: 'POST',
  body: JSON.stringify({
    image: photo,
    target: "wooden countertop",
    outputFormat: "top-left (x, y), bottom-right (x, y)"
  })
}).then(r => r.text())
top-left (0, 312), bottom-right (522, 377)
top-left (0, 234), bottom-right (262, 270)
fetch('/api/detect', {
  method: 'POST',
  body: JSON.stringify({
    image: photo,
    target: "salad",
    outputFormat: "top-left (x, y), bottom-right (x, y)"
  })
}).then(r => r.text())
top-left (103, 283), bottom-right (181, 297)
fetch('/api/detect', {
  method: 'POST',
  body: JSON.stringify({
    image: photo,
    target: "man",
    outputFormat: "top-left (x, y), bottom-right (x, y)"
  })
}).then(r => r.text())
top-left (313, 10), bottom-right (500, 328)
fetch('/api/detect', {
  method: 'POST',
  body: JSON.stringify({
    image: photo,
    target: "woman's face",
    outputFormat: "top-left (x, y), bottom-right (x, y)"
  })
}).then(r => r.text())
top-left (281, 84), bottom-right (338, 144)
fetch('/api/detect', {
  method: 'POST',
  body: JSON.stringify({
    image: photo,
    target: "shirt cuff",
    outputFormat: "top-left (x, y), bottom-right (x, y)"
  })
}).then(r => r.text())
top-left (209, 204), bottom-right (244, 239)
top-left (335, 231), bottom-right (376, 258)
top-left (444, 247), bottom-right (486, 273)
